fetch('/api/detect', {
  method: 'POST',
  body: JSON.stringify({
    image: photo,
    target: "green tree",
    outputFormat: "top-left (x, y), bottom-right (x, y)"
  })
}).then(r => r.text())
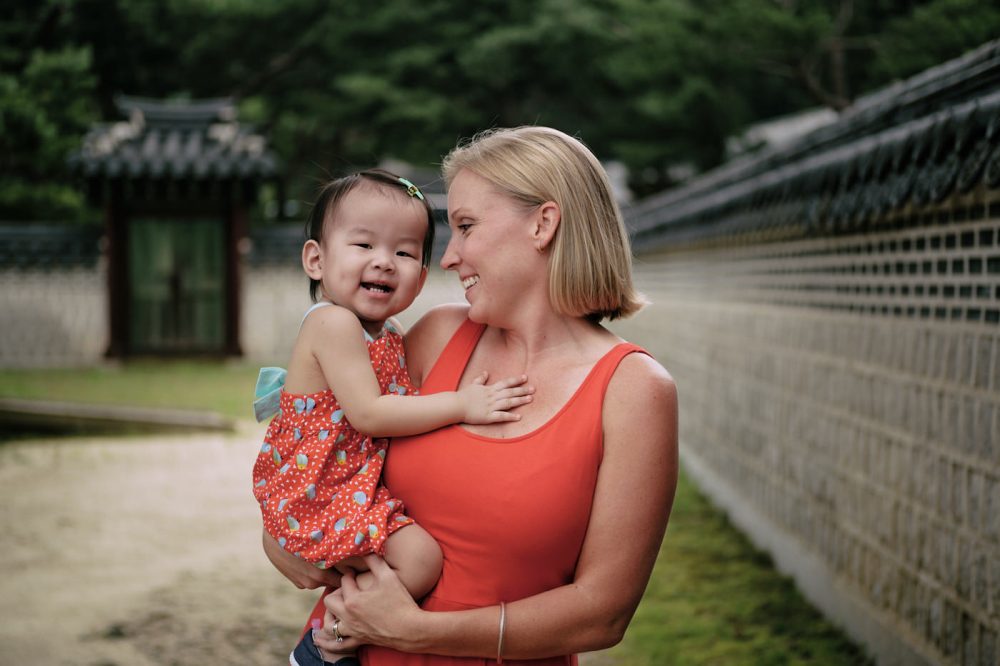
top-left (872, 0), bottom-right (1000, 83)
top-left (1, 0), bottom-right (997, 220)
top-left (0, 0), bottom-right (97, 221)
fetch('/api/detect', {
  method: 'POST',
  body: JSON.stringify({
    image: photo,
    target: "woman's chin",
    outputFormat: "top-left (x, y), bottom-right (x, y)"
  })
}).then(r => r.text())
top-left (465, 307), bottom-right (487, 324)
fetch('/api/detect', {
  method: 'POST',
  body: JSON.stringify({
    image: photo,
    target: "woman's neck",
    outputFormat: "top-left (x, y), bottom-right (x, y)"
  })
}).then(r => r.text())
top-left (487, 306), bottom-right (604, 362)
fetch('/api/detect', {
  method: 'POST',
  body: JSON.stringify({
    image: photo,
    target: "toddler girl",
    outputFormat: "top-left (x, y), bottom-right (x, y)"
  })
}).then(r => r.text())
top-left (252, 169), bottom-right (532, 666)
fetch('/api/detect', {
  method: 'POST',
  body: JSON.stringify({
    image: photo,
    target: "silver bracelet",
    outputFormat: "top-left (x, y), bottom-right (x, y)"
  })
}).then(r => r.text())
top-left (496, 601), bottom-right (506, 664)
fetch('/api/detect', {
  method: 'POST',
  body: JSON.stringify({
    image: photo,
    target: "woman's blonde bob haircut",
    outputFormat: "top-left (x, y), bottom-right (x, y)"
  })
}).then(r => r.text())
top-left (442, 126), bottom-right (646, 322)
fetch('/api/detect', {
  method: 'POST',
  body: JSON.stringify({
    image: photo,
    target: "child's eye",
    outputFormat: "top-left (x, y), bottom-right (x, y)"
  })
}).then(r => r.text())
top-left (353, 243), bottom-right (372, 249)
top-left (396, 250), bottom-right (415, 259)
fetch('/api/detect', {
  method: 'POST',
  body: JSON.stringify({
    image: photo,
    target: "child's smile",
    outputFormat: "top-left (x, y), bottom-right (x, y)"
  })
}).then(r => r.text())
top-left (307, 185), bottom-right (429, 336)
top-left (361, 280), bottom-right (393, 294)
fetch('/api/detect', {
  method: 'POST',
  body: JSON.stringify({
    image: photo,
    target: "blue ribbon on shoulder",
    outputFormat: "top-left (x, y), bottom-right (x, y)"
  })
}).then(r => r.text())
top-left (253, 366), bottom-right (287, 422)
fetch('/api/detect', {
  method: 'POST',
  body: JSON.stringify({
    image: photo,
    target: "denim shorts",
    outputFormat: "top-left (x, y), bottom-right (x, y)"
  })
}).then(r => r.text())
top-left (289, 630), bottom-right (360, 666)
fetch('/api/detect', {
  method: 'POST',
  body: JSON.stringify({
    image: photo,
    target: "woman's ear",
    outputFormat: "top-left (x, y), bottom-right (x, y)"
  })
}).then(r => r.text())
top-left (302, 239), bottom-right (323, 280)
top-left (532, 201), bottom-right (561, 252)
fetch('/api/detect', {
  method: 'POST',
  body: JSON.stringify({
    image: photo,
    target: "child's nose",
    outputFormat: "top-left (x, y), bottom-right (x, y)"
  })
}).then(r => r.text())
top-left (371, 250), bottom-right (395, 271)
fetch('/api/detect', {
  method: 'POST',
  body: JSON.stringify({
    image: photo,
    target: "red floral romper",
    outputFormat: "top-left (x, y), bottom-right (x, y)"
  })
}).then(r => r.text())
top-left (252, 320), bottom-right (416, 567)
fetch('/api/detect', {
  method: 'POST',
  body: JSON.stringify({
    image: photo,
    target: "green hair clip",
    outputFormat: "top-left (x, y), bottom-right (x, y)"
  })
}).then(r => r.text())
top-left (397, 177), bottom-right (425, 201)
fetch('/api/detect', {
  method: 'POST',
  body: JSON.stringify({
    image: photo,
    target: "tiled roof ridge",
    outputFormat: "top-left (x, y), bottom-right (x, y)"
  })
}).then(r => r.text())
top-left (69, 95), bottom-right (278, 181)
top-left (628, 39), bottom-right (1000, 249)
top-left (115, 94), bottom-right (236, 126)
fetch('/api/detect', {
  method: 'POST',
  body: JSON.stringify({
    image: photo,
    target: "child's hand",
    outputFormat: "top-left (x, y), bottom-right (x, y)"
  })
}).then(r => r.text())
top-left (459, 372), bottom-right (534, 424)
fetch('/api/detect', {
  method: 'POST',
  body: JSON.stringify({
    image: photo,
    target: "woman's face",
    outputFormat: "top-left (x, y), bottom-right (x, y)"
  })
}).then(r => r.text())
top-left (442, 168), bottom-right (539, 323)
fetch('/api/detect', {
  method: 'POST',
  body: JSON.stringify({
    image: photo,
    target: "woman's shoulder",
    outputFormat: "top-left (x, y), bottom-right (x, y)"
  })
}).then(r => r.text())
top-left (412, 303), bottom-right (470, 331)
top-left (611, 350), bottom-right (675, 392)
top-left (603, 347), bottom-right (677, 440)
top-left (403, 304), bottom-right (471, 385)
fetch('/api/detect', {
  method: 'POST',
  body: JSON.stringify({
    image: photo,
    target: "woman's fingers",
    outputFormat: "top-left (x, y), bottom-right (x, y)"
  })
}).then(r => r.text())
top-left (324, 587), bottom-right (346, 617)
top-left (326, 571), bottom-right (359, 614)
top-left (316, 555), bottom-right (424, 652)
top-left (313, 621), bottom-right (362, 654)
top-left (341, 570), bottom-right (361, 593)
top-left (315, 592), bottom-right (363, 653)
top-left (320, 635), bottom-right (363, 653)
top-left (362, 553), bottom-right (395, 579)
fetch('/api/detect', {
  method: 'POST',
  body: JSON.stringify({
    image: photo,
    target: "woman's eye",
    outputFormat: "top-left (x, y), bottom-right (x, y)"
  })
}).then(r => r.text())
top-left (457, 224), bottom-right (471, 234)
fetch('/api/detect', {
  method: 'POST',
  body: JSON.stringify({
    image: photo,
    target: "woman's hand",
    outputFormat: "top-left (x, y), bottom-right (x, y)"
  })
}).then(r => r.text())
top-left (314, 554), bottom-right (425, 654)
top-left (262, 530), bottom-right (343, 590)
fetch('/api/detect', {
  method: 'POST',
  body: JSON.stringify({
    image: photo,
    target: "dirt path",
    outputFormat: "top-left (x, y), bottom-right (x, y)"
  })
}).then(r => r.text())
top-left (0, 424), bottom-right (317, 665)
top-left (0, 422), bottom-right (612, 665)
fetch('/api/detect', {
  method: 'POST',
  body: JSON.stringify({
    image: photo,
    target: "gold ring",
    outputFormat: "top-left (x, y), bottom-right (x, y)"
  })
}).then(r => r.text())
top-left (333, 619), bottom-right (344, 643)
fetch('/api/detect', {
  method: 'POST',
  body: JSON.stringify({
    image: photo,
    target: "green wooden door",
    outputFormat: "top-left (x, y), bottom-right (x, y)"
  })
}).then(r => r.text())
top-left (129, 218), bottom-right (225, 353)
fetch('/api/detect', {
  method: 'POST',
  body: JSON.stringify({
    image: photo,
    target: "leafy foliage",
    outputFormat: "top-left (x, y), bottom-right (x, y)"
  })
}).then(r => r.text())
top-left (1, 14), bottom-right (97, 222)
top-left (1, 0), bottom-right (997, 218)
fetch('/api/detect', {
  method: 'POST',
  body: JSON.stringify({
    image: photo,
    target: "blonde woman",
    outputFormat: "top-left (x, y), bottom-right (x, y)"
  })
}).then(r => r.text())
top-left (267, 126), bottom-right (678, 666)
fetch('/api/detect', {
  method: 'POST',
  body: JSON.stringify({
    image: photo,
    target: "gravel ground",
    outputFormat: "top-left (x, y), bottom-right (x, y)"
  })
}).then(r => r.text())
top-left (0, 423), bottom-right (611, 665)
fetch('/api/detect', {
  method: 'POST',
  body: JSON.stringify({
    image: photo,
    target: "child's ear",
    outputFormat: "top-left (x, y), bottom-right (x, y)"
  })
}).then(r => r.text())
top-left (302, 239), bottom-right (323, 280)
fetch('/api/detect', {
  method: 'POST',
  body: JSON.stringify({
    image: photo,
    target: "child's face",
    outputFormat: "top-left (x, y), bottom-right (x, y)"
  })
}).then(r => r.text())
top-left (304, 186), bottom-right (429, 335)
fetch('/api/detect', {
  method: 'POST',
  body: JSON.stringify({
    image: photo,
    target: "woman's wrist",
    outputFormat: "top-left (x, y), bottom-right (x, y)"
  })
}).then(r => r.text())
top-left (387, 605), bottom-right (436, 654)
top-left (381, 602), bottom-right (510, 659)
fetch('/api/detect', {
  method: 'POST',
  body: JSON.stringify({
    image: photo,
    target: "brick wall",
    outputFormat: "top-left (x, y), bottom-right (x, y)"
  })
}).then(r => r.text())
top-left (0, 246), bottom-right (461, 368)
top-left (0, 266), bottom-right (108, 367)
top-left (612, 207), bottom-right (1000, 665)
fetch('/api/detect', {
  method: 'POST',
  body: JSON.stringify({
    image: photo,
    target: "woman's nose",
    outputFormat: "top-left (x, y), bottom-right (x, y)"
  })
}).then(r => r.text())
top-left (440, 237), bottom-right (459, 271)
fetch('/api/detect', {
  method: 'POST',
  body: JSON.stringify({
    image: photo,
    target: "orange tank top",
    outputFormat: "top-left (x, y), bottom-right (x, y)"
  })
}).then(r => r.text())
top-left (357, 319), bottom-right (648, 666)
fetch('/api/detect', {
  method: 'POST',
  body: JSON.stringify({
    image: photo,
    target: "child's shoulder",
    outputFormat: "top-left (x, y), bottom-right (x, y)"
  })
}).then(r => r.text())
top-left (299, 302), bottom-right (364, 339)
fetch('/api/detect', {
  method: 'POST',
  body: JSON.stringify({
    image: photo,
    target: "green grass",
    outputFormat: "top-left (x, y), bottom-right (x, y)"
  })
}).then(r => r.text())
top-left (0, 361), bottom-right (260, 422)
top-left (607, 471), bottom-right (873, 666)
top-left (0, 362), bottom-right (872, 663)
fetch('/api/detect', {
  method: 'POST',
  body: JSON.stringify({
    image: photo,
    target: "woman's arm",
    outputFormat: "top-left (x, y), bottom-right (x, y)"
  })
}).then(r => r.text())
top-left (304, 305), bottom-right (531, 436)
top-left (262, 530), bottom-right (343, 590)
top-left (319, 352), bottom-right (679, 658)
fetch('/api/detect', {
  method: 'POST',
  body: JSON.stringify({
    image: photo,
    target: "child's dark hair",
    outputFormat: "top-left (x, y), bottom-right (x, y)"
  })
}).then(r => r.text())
top-left (305, 168), bottom-right (436, 302)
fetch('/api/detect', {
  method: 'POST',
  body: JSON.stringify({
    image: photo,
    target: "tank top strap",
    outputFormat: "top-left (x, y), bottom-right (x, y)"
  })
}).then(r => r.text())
top-left (422, 319), bottom-right (486, 393)
top-left (300, 301), bottom-right (333, 328)
top-left (577, 342), bottom-right (650, 404)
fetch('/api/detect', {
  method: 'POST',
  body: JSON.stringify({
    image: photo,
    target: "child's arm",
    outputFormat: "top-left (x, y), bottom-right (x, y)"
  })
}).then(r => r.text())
top-left (304, 305), bottom-right (533, 437)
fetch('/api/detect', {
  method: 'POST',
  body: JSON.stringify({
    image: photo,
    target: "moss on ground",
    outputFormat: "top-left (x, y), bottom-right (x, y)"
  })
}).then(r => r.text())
top-left (605, 471), bottom-right (873, 665)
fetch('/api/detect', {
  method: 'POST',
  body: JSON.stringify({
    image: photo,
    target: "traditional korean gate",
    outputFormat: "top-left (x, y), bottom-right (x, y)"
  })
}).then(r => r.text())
top-left (128, 218), bottom-right (225, 353)
top-left (71, 96), bottom-right (278, 358)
